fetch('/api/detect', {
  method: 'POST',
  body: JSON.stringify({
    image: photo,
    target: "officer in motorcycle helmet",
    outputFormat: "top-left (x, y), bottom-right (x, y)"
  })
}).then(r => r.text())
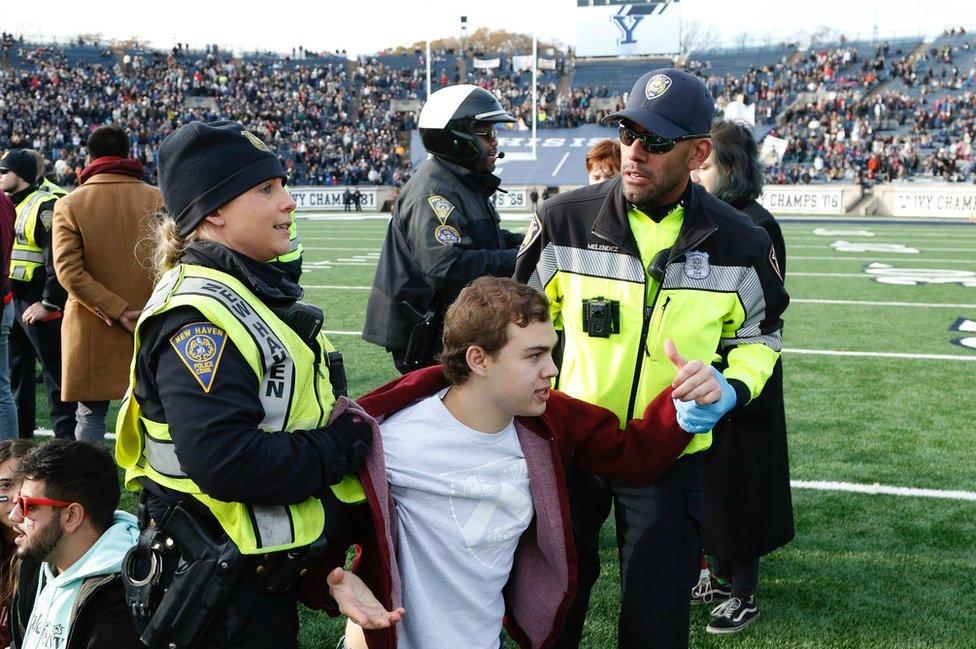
top-left (364, 85), bottom-right (525, 373)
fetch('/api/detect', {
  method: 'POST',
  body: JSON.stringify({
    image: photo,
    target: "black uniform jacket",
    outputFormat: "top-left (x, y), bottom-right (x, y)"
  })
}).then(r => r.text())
top-left (8, 184), bottom-right (67, 309)
top-left (514, 177), bottom-right (789, 412)
top-left (703, 199), bottom-right (795, 559)
top-left (133, 241), bottom-right (351, 521)
top-left (362, 156), bottom-right (522, 351)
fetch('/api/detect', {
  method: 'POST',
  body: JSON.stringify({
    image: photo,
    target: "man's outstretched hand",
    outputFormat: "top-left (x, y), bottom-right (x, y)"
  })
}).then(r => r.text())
top-left (328, 567), bottom-right (406, 630)
top-left (664, 339), bottom-right (737, 433)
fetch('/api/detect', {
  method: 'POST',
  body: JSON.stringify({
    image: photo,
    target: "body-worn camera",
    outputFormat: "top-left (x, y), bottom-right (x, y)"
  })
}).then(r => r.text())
top-left (582, 297), bottom-right (620, 338)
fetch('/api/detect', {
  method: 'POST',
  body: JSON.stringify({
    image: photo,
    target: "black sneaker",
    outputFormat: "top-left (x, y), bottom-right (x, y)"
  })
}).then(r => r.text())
top-left (706, 595), bottom-right (759, 634)
top-left (690, 573), bottom-right (732, 605)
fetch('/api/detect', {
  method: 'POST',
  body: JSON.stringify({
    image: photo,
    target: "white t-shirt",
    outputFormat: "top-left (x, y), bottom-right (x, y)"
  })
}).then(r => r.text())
top-left (381, 388), bottom-right (534, 649)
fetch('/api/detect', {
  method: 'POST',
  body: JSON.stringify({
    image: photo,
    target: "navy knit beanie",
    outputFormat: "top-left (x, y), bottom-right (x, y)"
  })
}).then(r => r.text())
top-left (0, 150), bottom-right (38, 186)
top-left (157, 121), bottom-right (287, 236)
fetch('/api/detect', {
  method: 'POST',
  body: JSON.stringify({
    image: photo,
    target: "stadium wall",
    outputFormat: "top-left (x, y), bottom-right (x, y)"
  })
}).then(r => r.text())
top-left (758, 185), bottom-right (863, 216)
top-left (289, 186), bottom-right (396, 212)
top-left (873, 184), bottom-right (976, 219)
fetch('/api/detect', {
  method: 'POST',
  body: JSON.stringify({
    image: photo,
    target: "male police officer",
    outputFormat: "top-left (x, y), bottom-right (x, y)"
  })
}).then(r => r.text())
top-left (0, 149), bottom-right (75, 439)
top-left (363, 85), bottom-right (523, 373)
top-left (515, 69), bottom-right (789, 649)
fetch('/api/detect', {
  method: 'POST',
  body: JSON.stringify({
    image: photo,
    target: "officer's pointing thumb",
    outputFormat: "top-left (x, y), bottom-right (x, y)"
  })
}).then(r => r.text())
top-left (664, 339), bottom-right (686, 369)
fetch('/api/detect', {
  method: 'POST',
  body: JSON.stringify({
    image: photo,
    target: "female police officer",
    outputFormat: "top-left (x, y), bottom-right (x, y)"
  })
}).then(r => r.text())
top-left (115, 120), bottom-right (375, 648)
top-left (690, 119), bottom-right (793, 634)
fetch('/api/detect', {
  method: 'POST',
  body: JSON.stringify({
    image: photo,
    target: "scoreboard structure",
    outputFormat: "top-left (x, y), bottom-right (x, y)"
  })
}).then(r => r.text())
top-left (576, 0), bottom-right (682, 57)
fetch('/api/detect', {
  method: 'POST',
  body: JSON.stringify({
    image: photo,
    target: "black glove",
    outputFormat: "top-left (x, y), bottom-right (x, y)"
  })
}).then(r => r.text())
top-left (322, 410), bottom-right (373, 481)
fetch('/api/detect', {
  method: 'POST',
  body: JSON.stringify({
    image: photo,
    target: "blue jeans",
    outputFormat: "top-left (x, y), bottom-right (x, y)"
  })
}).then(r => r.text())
top-left (0, 301), bottom-right (16, 439)
top-left (75, 400), bottom-right (110, 441)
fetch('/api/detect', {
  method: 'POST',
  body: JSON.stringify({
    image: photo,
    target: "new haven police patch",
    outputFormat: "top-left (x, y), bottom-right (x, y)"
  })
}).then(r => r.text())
top-left (434, 224), bottom-right (462, 246)
top-left (170, 323), bottom-right (228, 393)
top-left (685, 251), bottom-right (710, 280)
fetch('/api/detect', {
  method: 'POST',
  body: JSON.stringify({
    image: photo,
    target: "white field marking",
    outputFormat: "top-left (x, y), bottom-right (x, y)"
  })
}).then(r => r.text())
top-left (791, 244), bottom-right (976, 252)
top-left (35, 428), bottom-right (117, 441)
top-left (789, 272), bottom-right (866, 278)
top-left (26, 436), bottom-right (976, 502)
top-left (296, 215), bottom-right (390, 221)
top-left (324, 327), bottom-right (976, 361)
top-left (302, 232), bottom-right (383, 243)
top-left (302, 247), bottom-right (378, 252)
top-left (552, 152), bottom-right (570, 177)
top-left (303, 285), bottom-right (371, 290)
top-left (784, 348), bottom-right (976, 361)
top-left (335, 254), bottom-right (380, 264)
top-left (791, 255), bottom-right (976, 264)
top-left (792, 298), bottom-right (976, 309)
top-left (790, 480), bottom-right (976, 502)
top-left (790, 233), bottom-right (976, 240)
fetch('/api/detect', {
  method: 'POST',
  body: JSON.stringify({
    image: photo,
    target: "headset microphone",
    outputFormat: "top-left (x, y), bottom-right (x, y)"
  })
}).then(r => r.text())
top-left (496, 151), bottom-right (506, 159)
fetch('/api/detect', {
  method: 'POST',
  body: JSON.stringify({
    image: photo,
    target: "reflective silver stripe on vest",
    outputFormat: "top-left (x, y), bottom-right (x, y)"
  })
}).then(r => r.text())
top-left (14, 191), bottom-right (49, 245)
top-left (719, 333), bottom-right (782, 351)
top-left (553, 245), bottom-right (644, 283)
top-left (142, 268), bottom-right (181, 316)
top-left (250, 505), bottom-right (294, 548)
top-left (176, 276), bottom-right (295, 431)
top-left (143, 435), bottom-right (187, 478)
top-left (9, 266), bottom-right (27, 281)
top-left (535, 243), bottom-right (645, 289)
top-left (10, 250), bottom-right (44, 264)
top-left (664, 262), bottom-right (783, 353)
top-left (662, 263), bottom-right (750, 292)
top-left (288, 236), bottom-right (300, 252)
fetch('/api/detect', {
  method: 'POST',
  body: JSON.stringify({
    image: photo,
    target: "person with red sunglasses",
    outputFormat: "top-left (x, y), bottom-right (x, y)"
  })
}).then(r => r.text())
top-left (7, 440), bottom-right (142, 649)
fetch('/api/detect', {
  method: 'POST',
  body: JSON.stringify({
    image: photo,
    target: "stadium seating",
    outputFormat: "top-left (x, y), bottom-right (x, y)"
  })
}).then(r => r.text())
top-left (1, 31), bottom-right (972, 187)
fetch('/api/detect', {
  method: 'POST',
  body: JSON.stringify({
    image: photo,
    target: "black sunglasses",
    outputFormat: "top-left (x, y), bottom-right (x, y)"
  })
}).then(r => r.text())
top-left (473, 128), bottom-right (497, 140)
top-left (618, 124), bottom-right (709, 154)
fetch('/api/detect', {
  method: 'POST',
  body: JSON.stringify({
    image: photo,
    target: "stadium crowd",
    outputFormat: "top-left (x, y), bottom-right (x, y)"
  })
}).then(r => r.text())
top-left (1, 32), bottom-right (974, 187)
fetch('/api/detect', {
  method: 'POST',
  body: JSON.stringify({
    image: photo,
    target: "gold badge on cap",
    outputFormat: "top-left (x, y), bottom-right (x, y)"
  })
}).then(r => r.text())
top-left (644, 74), bottom-right (672, 101)
top-left (242, 130), bottom-right (271, 152)
top-left (427, 195), bottom-right (455, 224)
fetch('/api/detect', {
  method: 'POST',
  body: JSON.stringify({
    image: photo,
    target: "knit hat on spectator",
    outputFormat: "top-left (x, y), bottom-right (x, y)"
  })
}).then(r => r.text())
top-left (157, 120), bottom-right (286, 236)
top-left (0, 150), bottom-right (38, 185)
top-left (604, 68), bottom-right (714, 138)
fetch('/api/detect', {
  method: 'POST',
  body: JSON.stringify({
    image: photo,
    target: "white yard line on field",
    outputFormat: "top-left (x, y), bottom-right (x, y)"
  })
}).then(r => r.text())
top-left (791, 256), bottom-right (976, 264)
top-left (36, 430), bottom-right (976, 501)
top-left (791, 298), bottom-right (976, 308)
top-left (304, 285), bottom-right (371, 290)
top-left (789, 272), bottom-right (867, 278)
top-left (322, 329), bottom-right (976, 361)
top-left (784, 348), bottom-right (976, 361)
top-left (302, 247), bottom-right (378, 252)
top-left (791, 480), bottom-right (976, 501)
top-left (790, 244), bottom-right (976, 252)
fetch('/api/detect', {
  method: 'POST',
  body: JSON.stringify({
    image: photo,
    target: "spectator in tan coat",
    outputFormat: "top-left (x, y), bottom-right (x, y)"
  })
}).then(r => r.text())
top-left (52, 125), bottom-right (163, 441)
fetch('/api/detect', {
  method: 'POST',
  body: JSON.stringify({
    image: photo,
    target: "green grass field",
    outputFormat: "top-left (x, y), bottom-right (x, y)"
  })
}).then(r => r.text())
top-left (49, 215), bottom-right (976, 648)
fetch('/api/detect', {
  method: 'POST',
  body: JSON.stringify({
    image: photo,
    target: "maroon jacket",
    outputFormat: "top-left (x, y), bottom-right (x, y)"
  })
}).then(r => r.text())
top-left (300, 365), bottom-right (692, 649)
top-left (0, 191), bottom-right (14, 300)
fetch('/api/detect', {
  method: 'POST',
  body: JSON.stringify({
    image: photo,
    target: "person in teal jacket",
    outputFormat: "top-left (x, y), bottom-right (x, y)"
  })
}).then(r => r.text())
top-left (9, 440), bottom-right (142, 649)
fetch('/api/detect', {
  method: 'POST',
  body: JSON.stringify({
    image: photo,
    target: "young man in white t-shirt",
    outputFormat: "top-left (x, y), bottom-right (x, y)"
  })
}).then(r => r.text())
top-left (315, 276), bottom-right (735, 649)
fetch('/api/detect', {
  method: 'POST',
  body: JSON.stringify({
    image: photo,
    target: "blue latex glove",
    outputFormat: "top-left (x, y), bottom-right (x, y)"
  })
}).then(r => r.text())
top-left (673, 367), bottom-right (737, 434)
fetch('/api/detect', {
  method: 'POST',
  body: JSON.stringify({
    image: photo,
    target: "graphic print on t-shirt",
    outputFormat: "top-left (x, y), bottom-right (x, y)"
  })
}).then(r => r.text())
top-left (449, 459), bottom-right (533, 567)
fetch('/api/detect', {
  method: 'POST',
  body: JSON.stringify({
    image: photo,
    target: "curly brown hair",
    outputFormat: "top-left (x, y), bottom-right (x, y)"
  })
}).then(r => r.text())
top-left (438, 277), bottom-right (550, 385)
